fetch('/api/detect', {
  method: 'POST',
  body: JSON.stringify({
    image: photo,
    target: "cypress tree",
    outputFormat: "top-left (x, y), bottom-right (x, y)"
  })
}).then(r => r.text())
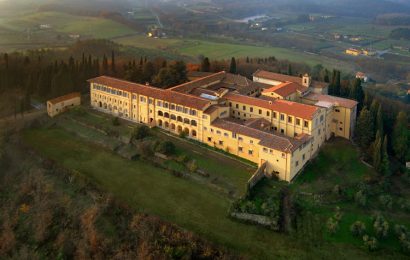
top-left (380, 135), bottom-right (390, 176)
top-left (201, 57), bottom-right (211, 72)
top-left (333, 70), bottom-right (341, 96)
top-left (288, 64), bottom-right (292, 75)
top-left (356, 107), bottom-right (375, 149)
top-left (376, 105), bottom-right (384, 137)
top-left (372, 131), bottom-right (382, 171)
top-left (392, 112), bottom-right (409, 162)
top-left (229, 57), bottom-right (237, 74)
top-left (102, 55), bottom-right (108, 75)
top-left (111, 50), bottom-right (116, 74)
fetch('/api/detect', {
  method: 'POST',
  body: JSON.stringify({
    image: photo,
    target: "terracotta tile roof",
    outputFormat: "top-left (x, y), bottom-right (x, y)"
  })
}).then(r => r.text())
top-left (262, 82), bottom-right (307, 97)
top-left (253, 70), bottom-right (329, 89)
top-left (304, 93), bottom-right (358, 109)
top-left (225, 93), bottom-right (319, 120)
top-left (211, 118), bottom-right (310, 153)
top-left (88, 76), bottom-right (211, 111)
top-left (48, 92), bottom-right (81, 105)
top-left (172, 71), bottom-right (262, 96)
top-left (253, 70), bottom-right (302, 83)
top-left (204, 105), bottom-right (221, 115)
top-left (169, 71), bottom-right (226, 94)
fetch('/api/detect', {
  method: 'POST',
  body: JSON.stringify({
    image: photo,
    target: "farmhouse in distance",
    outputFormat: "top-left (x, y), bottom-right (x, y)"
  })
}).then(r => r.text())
top-left (88, 69), bottom-right (357, 182)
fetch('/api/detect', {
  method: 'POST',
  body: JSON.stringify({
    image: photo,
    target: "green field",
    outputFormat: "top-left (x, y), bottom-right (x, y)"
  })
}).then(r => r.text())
top-left (114, 35), bottom-right (351, 70)
top-left (22, 122), bottom-right (380, 259)
top-left (0, 11), bottom-right (136, 52)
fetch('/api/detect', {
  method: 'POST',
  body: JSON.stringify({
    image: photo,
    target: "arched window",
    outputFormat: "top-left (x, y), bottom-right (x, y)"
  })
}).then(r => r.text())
top-left (184, 118), bottom-right (190, 124)
top-left (158, 111), bottom-right (163, 116)
top-left (165, 122), bottom-right (169, 128)
top-left (158, 120), bottom-right (163, 127)
top-left (184, 127), bottom-right (189, 135)
top-left (164, 112), bottom-right (170, 118)
top-left (171, 123), bottom-right (176, 130)
top-left (98, 101), bottom-right (102, 107)
top-left (192, 130), bottom-right (197, 137)
top-left (177, 125), bottom-right (183, 133)
top-left (171, 114), bottom-right (176, 120)
top-left (191, 120), bottom-right (197, 126)
top-left (177, 116), bottom-right (183, 122)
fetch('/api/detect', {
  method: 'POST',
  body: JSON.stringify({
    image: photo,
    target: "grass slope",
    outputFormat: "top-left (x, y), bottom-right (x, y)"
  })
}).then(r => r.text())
top-left (23, 126), bottom-right (373, 259)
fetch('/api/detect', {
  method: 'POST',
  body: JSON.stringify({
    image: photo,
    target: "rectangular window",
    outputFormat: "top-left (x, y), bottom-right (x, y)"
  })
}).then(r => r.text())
top-left (304, 121), bottom-right (309, 128)
top-left (250, 140), bottom-right (254, 144)
top-left (229, 102), bottom-right (232, 107)
top-left (267, 111), bottom-right (270, 117)
top-left (219, 140), bottom-right (224, 145)
top-left (320, 115), bottom-right (324, 122)
top-left (280, 114), bottom-right (285, 121)
top-left (148, 99), bottom-right (153, 104)
top-left (236, 104), bottom-right (239, 109)
top-left (170, 104), bottom-right (176, 110)
top-left (303, 154), bottom-right (306, 160)
top-left (243, 105), bottom-right (246, 111)
top-left (273, 112), bottom-right (277, 119)
top-left (250, 107), bottom-right (253, 112)
top-left (296, 118), bottom-right (301, 126)
top-left (216, 130), bottom-right (221, 135)
top-left (263, 148), bottom-right (268, 153)
top-left (157, 101), bottom-right (162, 106)
top-left (238, 136), bottom-right (243, 141)
top-left (224, 133), bottom-right (229, 137)
top-left (239, 147), bottom-right (243, 152)
top-left (335, 109), bottom-right (340, 112)
top-left (296, 161), bottom-right (299, 167)
top-left (259, 109), bottom-right (262, 115)
top-left (207, 137), bottom-right (212, 142)
top-left (248, 150), bottom-right (253, 155)
top-left (140, 96), bottom-right (146, 103)
top-left (288, 116), bottom-right (292, 123)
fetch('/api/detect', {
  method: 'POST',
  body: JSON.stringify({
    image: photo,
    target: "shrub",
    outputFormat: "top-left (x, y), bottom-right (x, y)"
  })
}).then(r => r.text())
top-left (156, 141), bottom-right (176, 156)
top-left (112, 117), bottom-right (120, 126)
top-left (373, 215), bottom-right (389, 238)
top-left (379, 194), bottom-right (393, 210)
top-left (133, 125), bottom-right (150, 140)
top-left (187, 160), bottom-right (198, 173)
top-left (398, 198), bottom-right (410, 212)
top-left (351, 221), bottom-right (366, 237)
top-left (363, 235), bottom-right (378, 251)
top-left (355, 190), bottom-right (367, 207)
top-left (332, 185), bottom-right (342, 197)
top-left (326, 217), bottom-right (339, 235)
top-left (138, 140), bottom-right (154, 158)
top-left (333, 206), bottom-right (343, 222)
top-left (179, 130), bottom-right (188, 138)
top-left (176, 154), bottom-right (190, 163)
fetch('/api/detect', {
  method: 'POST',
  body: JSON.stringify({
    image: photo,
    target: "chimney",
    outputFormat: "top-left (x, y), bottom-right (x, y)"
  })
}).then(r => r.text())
top-left (302, 74), bottom-right (311, 87)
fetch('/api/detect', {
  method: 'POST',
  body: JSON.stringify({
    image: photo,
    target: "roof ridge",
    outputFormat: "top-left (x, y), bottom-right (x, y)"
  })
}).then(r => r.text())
top-left (168, 71), bottom-right (226, 90)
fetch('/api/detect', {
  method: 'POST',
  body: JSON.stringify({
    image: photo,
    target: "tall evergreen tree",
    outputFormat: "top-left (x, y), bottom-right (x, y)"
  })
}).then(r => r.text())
top-left (392, 112), bottom-right (409, 162)
top-left (102, 55), bottom-right (109, 75)
top-left (111, 50), bottom-right (116, 74)
top-left (4, 53), bottom-right (9, 69)
top-left (372, 131), bottom-right (382, 171)
top-left (288, 64), bottom-right (293, 76)
top-left (376, 105), bottom-right (384, 137)
top-left (333, 70), bottom-right (341, 96)
top-left (142, 61), bottom-right (155, 83)
top-left (356, 107), bottom-right (375, 149)
top-left (229, 57), bottom-right (237, 74)
top-left (381, 135), bottom-right (390, 176)
top-left (201, 57), bottom-right (211, 72)
top-left (350, 78), bottom-right (364, 110)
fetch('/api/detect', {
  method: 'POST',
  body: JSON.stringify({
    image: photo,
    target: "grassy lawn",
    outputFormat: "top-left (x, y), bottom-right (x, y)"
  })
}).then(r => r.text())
top-left (1, 11), bottom-right (135, 39)
top-left (23, 125), bottom-right (379, 259)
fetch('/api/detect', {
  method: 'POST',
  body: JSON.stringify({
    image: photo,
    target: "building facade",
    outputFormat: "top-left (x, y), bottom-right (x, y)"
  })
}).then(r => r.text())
top-left (88, 70), bottom-right (357, 182)
top-left (47, 92), bottom-right (81, 117)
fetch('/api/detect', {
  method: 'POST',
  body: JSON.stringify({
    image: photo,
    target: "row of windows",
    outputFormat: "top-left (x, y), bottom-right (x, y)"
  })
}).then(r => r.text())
top-left (95, 94), bottom-right (128, 106)
top-left (231, 107), bottom-right (310, 128)
top-left (157, 111), bottom-right (197, 126)
top-left (93, 84), bottom-right (129, 98)
top-left (156, 100), bottom-right (197, 116)
top-left (203, 127), bottom-right (256, 144)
